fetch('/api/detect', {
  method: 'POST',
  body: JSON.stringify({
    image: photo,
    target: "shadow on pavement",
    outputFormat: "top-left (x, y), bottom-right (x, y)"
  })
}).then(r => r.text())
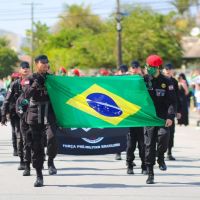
top-left (54, 173), bottom-right (129, 177)
top-left (45, 182), bottom-right (200, 188)
top-left (0, 161), bottom-right (19, 164)
top-left (57, 167), bottom-right (126, 171)
top-left (157, 173), bottom-right (200, 177)
top-left (165, 164), bottom-right (200, 169)
top-left (57, 159), bottom-right (117, 163)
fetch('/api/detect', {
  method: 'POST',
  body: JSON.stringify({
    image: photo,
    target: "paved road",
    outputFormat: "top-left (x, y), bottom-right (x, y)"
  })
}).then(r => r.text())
top-left (0, 112), bottom-right (199, 200)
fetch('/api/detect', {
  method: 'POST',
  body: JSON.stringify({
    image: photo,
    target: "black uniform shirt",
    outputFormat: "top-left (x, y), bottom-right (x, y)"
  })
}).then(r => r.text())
top-left (144, 73), bottom-right (176, 120)
top-left (23, 73), bottom-right (55, 125)
top-left (1, 79), bottom-right (22, 116)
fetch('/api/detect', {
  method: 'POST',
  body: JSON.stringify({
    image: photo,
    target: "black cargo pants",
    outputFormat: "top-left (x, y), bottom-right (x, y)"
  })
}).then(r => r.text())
top-left (126, 127), bottom-right (145, 168)
top-left (144, 126), bottom-right (169, 166)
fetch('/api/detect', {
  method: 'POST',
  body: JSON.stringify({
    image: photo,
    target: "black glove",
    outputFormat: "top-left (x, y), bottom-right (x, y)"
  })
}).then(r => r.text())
top-left (1, 115), bottom-right (7, 126)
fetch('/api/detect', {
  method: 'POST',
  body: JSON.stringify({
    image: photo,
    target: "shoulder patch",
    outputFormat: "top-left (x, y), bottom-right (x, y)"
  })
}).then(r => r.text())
top-left (24, 80), bottom-right (30, 85)
top-left (168, 85), bottom-right (174, 90)
top-left (161, 83), bottom-right (166, 88)
top-left (21, 79), bottom-right (30, 86)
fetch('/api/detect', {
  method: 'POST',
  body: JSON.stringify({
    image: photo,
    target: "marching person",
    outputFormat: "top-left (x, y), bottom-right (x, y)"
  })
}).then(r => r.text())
top-left (15, 61), bottom-right (32, 176)
top-left (143, 55), bottom-right (176, 184)
top-left (115, 64), bottom-right (129, 160)
top-left (23, 55), bottom-right (58, 187)
top-left (8, 72), bottom-right (21, 156)
top-left (126, 60), bottom-right (146, 175)
top-left (1, 70), bottom-right (24, 170)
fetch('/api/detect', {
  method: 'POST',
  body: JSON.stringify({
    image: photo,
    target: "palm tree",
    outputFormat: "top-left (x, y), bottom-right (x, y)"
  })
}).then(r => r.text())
top-left (170, 0), bottom-right (191, 15)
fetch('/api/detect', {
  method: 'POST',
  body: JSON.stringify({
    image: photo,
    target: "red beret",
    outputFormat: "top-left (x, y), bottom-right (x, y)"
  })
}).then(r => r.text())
top-left (146, 55), bottom-right (163, 67)
top-left (73, 69), bottom-right (80, 76)
top-left (59, 67), bottom-right (67, 74)
top-left (99, 69), bottom-right (109, 76)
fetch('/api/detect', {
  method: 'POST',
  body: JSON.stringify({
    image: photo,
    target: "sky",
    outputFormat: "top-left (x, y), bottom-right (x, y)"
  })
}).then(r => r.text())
top-left (0, 0), bottom-right (197, 37)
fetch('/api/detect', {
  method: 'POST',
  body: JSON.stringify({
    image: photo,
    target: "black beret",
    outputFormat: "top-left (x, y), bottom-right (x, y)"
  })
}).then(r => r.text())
top-left (131, 60), bottom-right (140, 68)
top-left (165, 63), bottom-right (173, 70)
top-left (119, 64), bottom-right (128, 73)
top-left (20, 61), bottom-right (30, 69)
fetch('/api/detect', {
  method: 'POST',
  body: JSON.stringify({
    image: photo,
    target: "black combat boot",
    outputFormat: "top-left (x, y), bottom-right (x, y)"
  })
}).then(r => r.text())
top-left (13, 149), bottom-right (18, 156)
top-left (48, 159), bottom-right (57, 175)
top-left (167, 154), bottom-right (176, 161)
top-left (167, 148), bottom-right (176, 160)
top-left (34, 169), bottom-right (43, 187)
top-left (127, 163), bottom-right (134, 175)
top-left (126, 161), bottom-right (136, 167)
top-left (23, 162), bottom-right (31, 176)
top-left (18, 158), bottom-right (25, 170)
top-left (115, 153), bottom-right (122, 160)
top-left (141, 163), bottom-right (148, 175)
top-left (158, 160), bottom-right (167, 171)
top-left (146, 166), bottom-right (154, 184)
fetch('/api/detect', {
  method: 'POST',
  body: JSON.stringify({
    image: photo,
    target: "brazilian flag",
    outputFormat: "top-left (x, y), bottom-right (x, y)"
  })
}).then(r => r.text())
top-left (45, 75), bottom-right (164, 128)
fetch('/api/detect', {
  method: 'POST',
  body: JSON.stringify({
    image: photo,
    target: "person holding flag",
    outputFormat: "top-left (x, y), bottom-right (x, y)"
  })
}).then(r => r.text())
top-left (23, 55), bottom-right (58, 187)
top-left (144, 55), bottom-right (176, 184)
top-left (115, 64), bottom-right (129, 160)
top-left (126, 60), bottom-right (146, 175)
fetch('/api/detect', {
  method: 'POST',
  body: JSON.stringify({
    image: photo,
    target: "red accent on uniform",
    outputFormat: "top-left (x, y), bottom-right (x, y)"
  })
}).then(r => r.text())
top-left (11, 72), bottom-right (21, 78)
top-left (21, 79), bottom-right (29, 86)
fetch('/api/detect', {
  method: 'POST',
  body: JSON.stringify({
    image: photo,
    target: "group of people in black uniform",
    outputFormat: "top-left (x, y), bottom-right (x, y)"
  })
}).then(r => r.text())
top-left (1, 55), bottom-right (58, 187)
top-left (0, 54), bottom-right (185, 186)
top-left (116, 55), bottom-right (183, 184)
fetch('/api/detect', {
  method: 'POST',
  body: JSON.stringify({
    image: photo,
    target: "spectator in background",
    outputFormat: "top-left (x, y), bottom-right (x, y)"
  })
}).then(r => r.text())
top-left (58, 67), bottom-right (67, 76)
top-left (163, 63), bottom-right (181, 160)
top-left (194, 83), bottom-right (200, 126)
top-left (177, 73), bottom-right (189, 126)
top-left (3, 76), bottom-right (11, 91)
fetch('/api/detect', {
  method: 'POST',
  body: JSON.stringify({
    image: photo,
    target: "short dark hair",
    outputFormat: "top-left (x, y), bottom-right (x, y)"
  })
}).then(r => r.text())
top-left (34, 55), bottom-right (49, 63)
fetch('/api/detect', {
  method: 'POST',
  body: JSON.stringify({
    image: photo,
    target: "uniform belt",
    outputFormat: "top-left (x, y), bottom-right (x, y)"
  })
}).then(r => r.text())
top-left (30, 100), bottom-right (49, 124)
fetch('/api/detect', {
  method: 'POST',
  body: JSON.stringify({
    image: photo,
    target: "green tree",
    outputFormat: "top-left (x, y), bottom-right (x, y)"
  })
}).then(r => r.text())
top-left (170, 0), bottom-right (191, 15)
top-left (122, 8), bottom-right (182, 66)
top-left (169, 0), bottom-right (196, 36)
top-left (45, 4), bottom-right (107, 71)
top-left (22, 21), bottom-right (50, 58)
top-left (21, 4), bottom-right (184, 71)
top-left (56, 4), bottom-right (103, 33)
top-left (0, 37), bottom-right (18, 78)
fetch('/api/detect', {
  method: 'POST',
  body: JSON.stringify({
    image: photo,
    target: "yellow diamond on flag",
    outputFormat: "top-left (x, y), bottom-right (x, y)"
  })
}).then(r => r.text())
top-left (66, 84), bottom-right (141, 125)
